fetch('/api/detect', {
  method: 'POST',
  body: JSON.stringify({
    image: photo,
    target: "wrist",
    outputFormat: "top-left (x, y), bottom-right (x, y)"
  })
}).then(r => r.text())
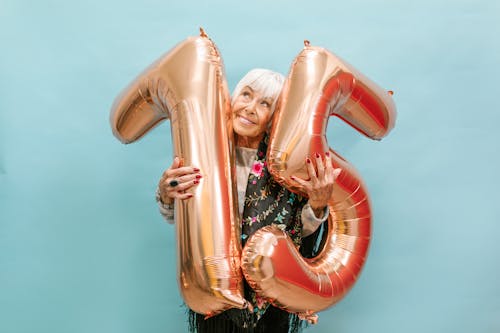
top-left (161, 194), bottom-right (174, 205)
top-left (156, 188), bottom-right (174, 205)
top-left (309, 201), bottom-right (327, 217)
top-left (309, 201), bottom-right (326, 210)
top-left (311, 206), bottom-right (325, 218)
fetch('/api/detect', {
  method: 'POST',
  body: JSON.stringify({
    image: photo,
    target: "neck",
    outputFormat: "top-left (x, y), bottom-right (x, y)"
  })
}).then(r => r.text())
top-left (235, 134), bottom-right (263, 149)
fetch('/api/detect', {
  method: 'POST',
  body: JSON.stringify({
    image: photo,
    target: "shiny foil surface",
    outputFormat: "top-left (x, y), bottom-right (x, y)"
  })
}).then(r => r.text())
top-left (110, 32), bottom-right (246, 316)
top-left (241, 44), bottom-right (396, 316)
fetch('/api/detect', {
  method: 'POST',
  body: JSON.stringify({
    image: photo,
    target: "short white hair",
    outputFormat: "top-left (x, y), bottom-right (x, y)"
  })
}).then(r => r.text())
top-left (232, 68), bottom-right (285, 114)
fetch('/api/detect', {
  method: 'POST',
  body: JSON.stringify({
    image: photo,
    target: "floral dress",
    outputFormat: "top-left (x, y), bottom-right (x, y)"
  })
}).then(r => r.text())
top-left (238, 134), bottom-right (306, 321)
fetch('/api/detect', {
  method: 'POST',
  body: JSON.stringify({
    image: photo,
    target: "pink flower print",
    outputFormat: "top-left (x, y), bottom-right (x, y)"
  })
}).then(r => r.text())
top-left (258, 151), bottom-right (264, 157)
top-left (251, 161), bottom-right (264, 177)
top-left (246, 216), bottom-right (258, 226)
top-left (252, 180), bottom-right (257, 184)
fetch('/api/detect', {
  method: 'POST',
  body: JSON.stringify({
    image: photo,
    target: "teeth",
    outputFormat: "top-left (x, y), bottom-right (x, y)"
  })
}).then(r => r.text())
top-left (239, 116), bottom-right (254, 125)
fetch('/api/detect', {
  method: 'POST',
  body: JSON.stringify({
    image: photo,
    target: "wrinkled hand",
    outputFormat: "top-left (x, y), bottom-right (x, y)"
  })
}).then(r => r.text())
top-left (158, 157), bottom-right (202, 204)
top-left (291, 152), bottom-right (341, 212)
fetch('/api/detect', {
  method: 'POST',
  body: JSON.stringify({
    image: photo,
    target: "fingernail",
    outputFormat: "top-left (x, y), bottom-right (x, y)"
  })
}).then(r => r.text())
top-left (187, 193), bottom-right (193, 198)
top-left (193, 168), bottom-right (200, 172)
top-left (306, 158), bottom-right (311, 164)
top-left (315, 152), bottom-right (320, 158)
top-left (325, 151), bottom-right (330, 157)
top-left (193, 180), bottom-right (199, 184)
top-left (196, 174), bottom-right (202, 179)
top-left (291, 176), bottom-right (296, 180)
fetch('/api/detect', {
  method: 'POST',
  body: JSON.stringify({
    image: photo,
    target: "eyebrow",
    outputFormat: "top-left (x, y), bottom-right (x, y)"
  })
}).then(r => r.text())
top-left (243, 86), bottom-right (273, 102)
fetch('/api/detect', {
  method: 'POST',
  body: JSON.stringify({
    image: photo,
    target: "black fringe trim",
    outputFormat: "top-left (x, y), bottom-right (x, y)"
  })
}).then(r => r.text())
top-left (187, 306), bottom-right (308, 333)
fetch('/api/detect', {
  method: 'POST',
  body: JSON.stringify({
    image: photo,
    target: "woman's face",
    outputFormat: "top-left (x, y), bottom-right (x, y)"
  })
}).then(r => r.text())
top-left (231, 86), bottom-right (274, 143)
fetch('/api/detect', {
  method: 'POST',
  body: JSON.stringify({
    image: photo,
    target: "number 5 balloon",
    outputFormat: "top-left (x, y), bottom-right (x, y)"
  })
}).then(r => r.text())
top-left (241, 41), bottom-right (396, 316)
top-left (110, 30), bottom-right (246, 316)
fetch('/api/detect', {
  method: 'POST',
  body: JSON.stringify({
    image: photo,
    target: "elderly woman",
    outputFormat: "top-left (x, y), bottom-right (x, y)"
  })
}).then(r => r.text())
top-left (156, 69), bottom-right (340, 333)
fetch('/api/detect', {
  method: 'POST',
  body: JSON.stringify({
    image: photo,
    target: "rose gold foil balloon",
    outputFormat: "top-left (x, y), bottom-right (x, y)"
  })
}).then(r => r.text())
top-left (110, 30), bottom-right (246, 316)
top-left (241, 43), bottom-right (396, 316)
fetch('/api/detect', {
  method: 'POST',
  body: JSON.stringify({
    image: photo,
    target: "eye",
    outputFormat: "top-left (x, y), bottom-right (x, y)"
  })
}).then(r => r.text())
top-left (242, 90), bottom-right (251, 98)
top-left (261, 100), bottom-right (271, 108)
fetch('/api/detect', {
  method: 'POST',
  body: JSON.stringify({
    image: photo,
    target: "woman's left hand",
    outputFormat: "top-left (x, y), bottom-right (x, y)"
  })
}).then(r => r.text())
top-left (291, 151), bottom-right (341, 214)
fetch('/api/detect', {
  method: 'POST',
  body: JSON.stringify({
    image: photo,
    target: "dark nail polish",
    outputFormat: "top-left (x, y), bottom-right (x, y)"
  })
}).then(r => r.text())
top-left (193, 168), bottom-right (200, 172)
top-left (325, 151), bottom-right (330, 157)
top-left (196, 174), bottom-right (202, 179)
top-left (315, 152), bottom-right (320, 158)
top-left (194, 180), bottom-right (199, 184)
top-left (291, 176), bottom-right (296, 180)
top-left (306, 158), bottom-right (311, 164)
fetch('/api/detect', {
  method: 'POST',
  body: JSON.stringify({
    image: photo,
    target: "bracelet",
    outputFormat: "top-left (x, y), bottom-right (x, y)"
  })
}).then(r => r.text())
top-left (155, 188), bottom-right (174, 208)
top-left (156, 188), bottom-right (175, 220)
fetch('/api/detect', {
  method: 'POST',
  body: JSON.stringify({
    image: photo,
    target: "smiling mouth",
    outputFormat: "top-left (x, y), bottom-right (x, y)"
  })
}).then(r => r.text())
top-left (237, 115), bottom-right (256, 125)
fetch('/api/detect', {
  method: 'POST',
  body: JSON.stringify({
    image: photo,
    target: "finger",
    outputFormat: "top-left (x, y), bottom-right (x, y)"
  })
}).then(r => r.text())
top-left (163, 157), bottom-right (181, 176)
top-left (163, 172), bottom-right (201, 193)
top-left (177, 173), bottom-right (202, 184)
top-left (171, 156), bottom-right (181, 169)
top-left (162, 157), bottom-right (180, 179)
top-left (160, 177), bottom-right (187, 193)
top-left (333, 168), bottom-right (342, 181)
top-left (169, 179), bottom-right (200, 192)
top-left (324, 151), bottom-right (335, 181)
top-left (172, 192), bottom-right (194, 200)
top-left (167, 166), bottom-right (201, 178)
top-left (290, 175), bottom-right (312, 192)
top-left (315, 152), bottom-right (325, 181)
top-left (305, 157), bottom-right (318, 184)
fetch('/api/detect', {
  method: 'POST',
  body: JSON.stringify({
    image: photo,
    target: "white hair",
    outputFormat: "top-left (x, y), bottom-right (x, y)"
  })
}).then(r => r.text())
top-left (231, 68), bottom-right (285, 114)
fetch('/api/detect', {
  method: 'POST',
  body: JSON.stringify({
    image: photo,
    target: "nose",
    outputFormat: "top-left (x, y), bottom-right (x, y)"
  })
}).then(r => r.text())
top-left (244, 100), bottom-right (257, 115)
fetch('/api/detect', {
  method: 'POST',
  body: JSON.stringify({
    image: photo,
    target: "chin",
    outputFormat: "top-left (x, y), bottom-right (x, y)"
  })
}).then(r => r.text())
top-left (234, 127), bottom-right (255, 138)
top-left (233, 119), bottom-right (267, 138)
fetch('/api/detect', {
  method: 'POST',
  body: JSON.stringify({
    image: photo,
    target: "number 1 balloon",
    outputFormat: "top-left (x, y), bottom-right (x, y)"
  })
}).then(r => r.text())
top-left (110, 29), bottom-right (246, 316)
top-left (241, 41), bottom-right (396, 316)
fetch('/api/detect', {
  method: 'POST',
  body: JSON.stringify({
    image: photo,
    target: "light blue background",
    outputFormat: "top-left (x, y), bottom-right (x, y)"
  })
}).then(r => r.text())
top-left (1, 0), bottom-right (499, 332)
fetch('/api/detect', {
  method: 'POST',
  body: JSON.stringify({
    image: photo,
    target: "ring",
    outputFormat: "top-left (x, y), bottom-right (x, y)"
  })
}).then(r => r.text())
top-left (169, 179), bottom-right (179, 187)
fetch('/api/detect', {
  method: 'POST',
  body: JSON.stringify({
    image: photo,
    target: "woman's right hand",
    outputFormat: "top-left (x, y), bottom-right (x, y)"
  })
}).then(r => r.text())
top-left (158, 157), bottom-right (202, 204)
